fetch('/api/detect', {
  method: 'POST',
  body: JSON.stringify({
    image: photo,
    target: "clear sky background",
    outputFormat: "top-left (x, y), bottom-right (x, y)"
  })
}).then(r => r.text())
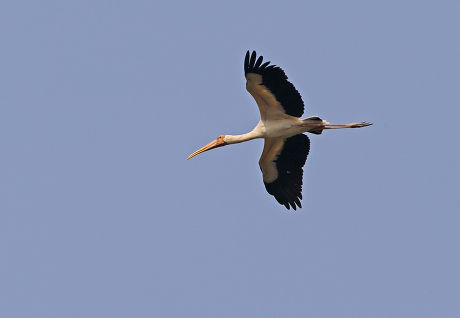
top-left (1, 0), bottom-right (459, 317)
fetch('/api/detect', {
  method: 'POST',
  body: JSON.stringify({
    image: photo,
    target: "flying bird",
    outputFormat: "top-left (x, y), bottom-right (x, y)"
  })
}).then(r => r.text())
top-left (188, 51), bottom-right (372, 210)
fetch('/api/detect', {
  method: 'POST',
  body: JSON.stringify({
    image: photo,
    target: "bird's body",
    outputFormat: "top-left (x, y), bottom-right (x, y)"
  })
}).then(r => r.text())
top-left (223, 117), bottom-right (325, 142)
top-left (188, 51), bottom-right (372, 210)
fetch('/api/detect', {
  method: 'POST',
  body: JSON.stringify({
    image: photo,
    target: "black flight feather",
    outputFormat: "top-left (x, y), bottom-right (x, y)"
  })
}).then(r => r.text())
top-left (244, 50), bottom-right (305, 117)
top-left (264, 134), bottom-right (310, 210)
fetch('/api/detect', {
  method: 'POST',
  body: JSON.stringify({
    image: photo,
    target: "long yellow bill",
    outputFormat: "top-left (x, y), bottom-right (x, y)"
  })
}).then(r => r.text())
top-left (187, 136), bottom-right (226, 160)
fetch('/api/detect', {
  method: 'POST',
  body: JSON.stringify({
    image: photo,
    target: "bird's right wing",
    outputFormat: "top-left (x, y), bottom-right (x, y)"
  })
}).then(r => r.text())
top-left (244, 50), bottom-right (305, 119)
top-left (259, 134), bottom-right (310, 210)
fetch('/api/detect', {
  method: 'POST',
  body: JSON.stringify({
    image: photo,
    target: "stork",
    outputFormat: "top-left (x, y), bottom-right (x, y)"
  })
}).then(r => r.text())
top-left (188, 51), bottom-right (372, 210)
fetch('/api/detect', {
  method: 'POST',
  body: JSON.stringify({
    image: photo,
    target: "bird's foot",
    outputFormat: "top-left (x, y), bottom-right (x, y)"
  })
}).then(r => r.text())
top-left (350, 121), bottom-right (373, 128)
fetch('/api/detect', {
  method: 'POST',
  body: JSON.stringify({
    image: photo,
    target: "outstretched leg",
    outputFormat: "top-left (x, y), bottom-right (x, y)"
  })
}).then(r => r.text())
top-left (298, 120), bottom-right (372, 133)
top-left (324, 121), bottom-right (373, 129)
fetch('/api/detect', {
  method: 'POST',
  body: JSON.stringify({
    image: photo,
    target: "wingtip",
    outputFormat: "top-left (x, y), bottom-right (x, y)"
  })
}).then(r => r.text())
top-left (254, 55), bottom-right (263, 68)
top-left (250, 51), bottom-right (256, 64)
top-left (295, 198), bottom-right (302, 209)
top-left (244, 51), bottom-right (250, 73)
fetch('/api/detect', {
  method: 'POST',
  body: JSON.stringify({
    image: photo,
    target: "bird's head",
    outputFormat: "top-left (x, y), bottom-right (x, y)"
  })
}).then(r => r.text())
top-left (187, 135), bottom-right (228, 160)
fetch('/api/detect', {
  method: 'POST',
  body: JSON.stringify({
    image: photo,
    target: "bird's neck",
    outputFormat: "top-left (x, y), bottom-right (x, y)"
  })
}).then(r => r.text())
top-left (224, 130), bottom-right (262, 145)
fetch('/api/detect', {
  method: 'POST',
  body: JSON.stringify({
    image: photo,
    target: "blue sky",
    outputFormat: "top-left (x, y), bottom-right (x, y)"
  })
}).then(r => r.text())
top-left (1, 0), bottom-right (459, 317)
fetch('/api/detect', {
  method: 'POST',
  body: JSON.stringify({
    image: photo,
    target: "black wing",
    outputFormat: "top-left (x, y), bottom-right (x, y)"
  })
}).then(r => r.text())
top-left (244, 50), bottom-right (305, 118)
top-left (261, 134), bottom-right (310, 210)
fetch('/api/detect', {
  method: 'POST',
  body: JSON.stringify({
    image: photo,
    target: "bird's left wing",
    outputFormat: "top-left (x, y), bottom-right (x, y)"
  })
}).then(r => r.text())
top-left (244, 50), bottom-right (305, 119)
top-left (259, 134), bottom-right (310, 210)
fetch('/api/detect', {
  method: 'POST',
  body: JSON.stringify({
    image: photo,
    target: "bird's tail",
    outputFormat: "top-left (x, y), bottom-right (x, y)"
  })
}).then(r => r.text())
top-left (302, 116), bottom-right (327, 135)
